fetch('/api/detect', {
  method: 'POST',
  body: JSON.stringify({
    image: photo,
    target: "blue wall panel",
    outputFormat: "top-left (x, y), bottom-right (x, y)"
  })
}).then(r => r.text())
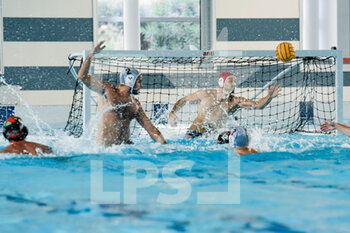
top-left (4, 17), bottom-right (93, 41)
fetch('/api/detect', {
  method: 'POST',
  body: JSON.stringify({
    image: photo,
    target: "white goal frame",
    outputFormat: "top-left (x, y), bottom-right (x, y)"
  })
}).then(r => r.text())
top-left (68, 49), bottom-right (343, 134)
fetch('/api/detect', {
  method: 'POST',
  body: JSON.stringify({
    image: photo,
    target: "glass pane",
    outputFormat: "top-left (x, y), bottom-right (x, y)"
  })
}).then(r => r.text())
top-left (98, 0), bottom-right (123, 17)
top-left (140, 0), bottom-right (200, 50)
top-left (140, 0), bottom-right (200, 17)
top-left (97, 0), bottom-right (200, 50)
top-left (98, 0), bottom-right (124, 50)
top-left (98, 22), bottom-right (124, 50)
top-left (141, 22), bottom-right (199, 50)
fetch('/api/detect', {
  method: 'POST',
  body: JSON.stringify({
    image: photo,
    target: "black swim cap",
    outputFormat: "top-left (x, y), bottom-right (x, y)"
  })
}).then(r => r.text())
top-left (2, 116), bottom-right (28, 141)
top-left (217, 131), bottom-right (231, 144)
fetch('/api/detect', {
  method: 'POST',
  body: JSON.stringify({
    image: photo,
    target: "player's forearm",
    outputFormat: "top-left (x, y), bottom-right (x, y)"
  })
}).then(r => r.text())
top-left (171, 98), bottom-right (186, 113)
top-left (155, 135), bottom-right (167, 144)
top-left (334, 122), bottom-right (350, 137)
top-left (151, 131), bottom-right (167, 144)
top-left (78, 53), bottom-right (93, 84)
top-left (255, 94), bottom-right (273, 109)
top-left (144, 121), bottom-right (168, 144)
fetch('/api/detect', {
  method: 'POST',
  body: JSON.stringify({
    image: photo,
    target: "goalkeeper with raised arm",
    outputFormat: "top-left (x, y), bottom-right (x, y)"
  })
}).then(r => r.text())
top-left (78, 41), bottom-right (167, 146)
top-left (169, 72), bottom-right (281, 138)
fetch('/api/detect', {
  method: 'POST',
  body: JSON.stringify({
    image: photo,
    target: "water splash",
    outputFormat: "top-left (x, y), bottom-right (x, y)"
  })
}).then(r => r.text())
top-left (0, 76), bottom-right (54, 136)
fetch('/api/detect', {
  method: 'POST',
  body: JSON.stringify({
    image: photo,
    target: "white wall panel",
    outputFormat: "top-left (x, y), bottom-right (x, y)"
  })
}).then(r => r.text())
top-left (216, 0), bottom-right (299, 19)
top-left (3, 0), bottom-right (93, 18)
top-left (3, 42), bottom-right (93, 67)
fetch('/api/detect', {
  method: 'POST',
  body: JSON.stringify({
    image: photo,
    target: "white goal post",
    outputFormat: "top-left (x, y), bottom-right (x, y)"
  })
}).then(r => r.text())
top-left (67, 49), bottom-right (343, 136)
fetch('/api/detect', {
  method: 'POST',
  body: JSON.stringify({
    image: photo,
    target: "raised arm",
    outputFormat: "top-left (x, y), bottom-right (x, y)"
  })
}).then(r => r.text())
top-left (78, 41), bottom-right (108, 95)
top-left (169, 90), bottom-right (205, 126)
top-left (321, 121), bottom-right (350, 137)
top-left (136, 103), bottom-right (167, 144)
top-left (235, 82), bottom-right (281, 109)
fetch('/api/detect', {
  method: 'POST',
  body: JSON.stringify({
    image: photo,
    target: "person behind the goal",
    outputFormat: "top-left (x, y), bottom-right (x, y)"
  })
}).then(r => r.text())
top-left (78, 41), bottom-right (167, 146)
top-left (169, 72), bottom-right (281, 138)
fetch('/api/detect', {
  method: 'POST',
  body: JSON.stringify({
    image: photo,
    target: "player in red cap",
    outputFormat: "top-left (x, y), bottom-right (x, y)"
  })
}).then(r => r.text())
top-left (169, 72), bottom-right (281, 138)
top-left (0, 116), bottom-right (52, 155)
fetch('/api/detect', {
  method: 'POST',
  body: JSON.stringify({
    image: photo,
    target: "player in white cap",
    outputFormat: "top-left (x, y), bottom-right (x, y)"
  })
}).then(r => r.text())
top-left (77, 41), bottom-right (167, 147)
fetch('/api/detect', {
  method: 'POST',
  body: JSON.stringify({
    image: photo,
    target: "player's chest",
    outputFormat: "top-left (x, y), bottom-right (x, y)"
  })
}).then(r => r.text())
top-left (112, 102), bottom-right (138, 117)
top-left (201, 102), bottom-right (229, 119)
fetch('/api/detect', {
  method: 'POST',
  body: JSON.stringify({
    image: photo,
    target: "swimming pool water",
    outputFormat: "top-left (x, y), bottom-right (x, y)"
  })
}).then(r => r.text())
top-left (0, 132), bottom-right (350, 233)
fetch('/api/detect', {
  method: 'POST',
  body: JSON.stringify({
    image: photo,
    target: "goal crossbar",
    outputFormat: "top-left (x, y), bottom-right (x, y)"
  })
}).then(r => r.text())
top-left (66, 49), bottom-right (343, 137)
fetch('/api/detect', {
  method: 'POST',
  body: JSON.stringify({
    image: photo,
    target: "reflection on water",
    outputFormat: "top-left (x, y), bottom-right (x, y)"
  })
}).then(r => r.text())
top-left (0, 131), bottom-right (350, 232)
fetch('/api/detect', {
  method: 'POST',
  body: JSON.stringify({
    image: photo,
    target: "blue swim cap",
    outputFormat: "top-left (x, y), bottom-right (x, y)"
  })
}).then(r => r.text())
top-left (120, 68), bottom-right (140, 90)
top-left (229, 126), bottom-right (249, 148)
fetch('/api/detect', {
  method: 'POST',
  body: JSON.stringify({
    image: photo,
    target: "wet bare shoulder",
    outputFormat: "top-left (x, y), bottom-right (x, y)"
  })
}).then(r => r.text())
top-left (25, 141), bottom-right (52, 155)
top-left (104, 84), bottom-right (119, 99)
top-left (200, 88), bottom-right (218, 98)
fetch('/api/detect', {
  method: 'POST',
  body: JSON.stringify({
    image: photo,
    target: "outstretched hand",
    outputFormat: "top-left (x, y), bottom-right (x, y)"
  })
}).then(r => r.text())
top-left (268, 82), bottom-right (281, 98)
top-left (320, 121), bottom-right (336, 132)
top-left (92, 41), bottom-right (106, 54)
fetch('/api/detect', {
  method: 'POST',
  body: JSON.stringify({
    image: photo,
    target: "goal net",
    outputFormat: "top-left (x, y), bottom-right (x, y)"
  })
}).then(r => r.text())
top-left (64, 50), bottom-right (343, 137)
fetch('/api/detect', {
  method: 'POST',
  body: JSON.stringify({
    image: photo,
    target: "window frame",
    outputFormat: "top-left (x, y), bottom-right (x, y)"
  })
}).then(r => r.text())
top-left (99, 16), bottom-right (199, 24)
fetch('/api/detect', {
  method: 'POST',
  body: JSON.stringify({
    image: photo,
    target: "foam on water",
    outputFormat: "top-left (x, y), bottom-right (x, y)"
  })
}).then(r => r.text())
top-left (0, 124), bottom-right (349, 159)
top-left (1, 116), bottom-right (350, 232)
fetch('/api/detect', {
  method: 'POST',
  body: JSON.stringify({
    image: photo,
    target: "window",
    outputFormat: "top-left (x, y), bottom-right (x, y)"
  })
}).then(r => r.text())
top-left (98, 0), bottom-right (200, 50)
top-left (98, 0), bottom-right (124, 50)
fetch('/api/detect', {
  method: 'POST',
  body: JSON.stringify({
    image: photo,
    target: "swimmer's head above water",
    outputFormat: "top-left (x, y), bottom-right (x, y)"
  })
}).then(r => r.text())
top-left (218, 72), bottom-right (236, 93)
top-left (120, 68), bottom-right (142, 95)
top-left (217, 126), bottom-right (249, 148)
top-left (229, 126), bottom-right (249, 148)
top-left (2, 116), bottom-right (28, 141)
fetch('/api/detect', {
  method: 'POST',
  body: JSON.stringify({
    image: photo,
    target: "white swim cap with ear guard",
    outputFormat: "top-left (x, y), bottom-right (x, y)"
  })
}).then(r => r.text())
top-left (229, 126), bottom-right (249, 148)
top-left (120, 68), bottom-right (140, 91)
